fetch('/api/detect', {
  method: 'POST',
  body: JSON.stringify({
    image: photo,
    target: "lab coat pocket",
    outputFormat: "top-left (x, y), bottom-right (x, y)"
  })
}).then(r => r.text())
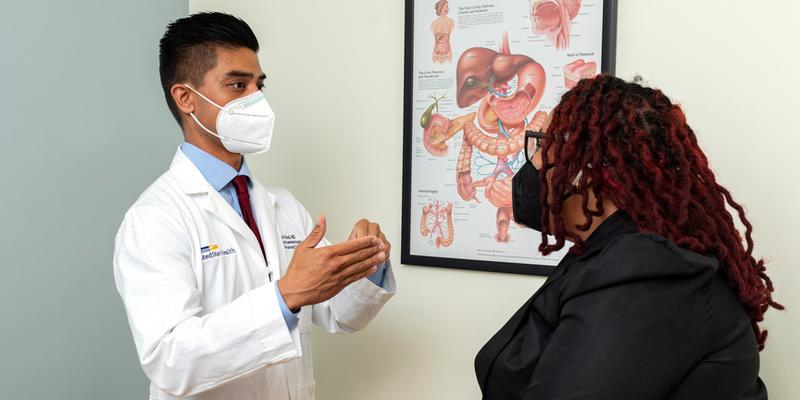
top-left (198, 249), bottom-right (252, 302)
top-left (199, 254), bottom-right (232, 282)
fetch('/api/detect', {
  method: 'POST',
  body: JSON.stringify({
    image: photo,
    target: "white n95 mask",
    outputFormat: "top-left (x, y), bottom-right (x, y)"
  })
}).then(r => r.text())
top-left (184, 84), bottom-right (276, 155)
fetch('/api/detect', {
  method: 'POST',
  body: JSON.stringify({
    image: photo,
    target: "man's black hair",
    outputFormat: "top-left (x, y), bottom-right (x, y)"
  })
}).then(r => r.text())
top-left (159, 12), bottom-right (259, 126)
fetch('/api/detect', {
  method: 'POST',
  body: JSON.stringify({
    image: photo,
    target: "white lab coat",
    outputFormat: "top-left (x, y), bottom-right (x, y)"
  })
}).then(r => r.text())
top-left (113, 149), bottom-right (395, 400)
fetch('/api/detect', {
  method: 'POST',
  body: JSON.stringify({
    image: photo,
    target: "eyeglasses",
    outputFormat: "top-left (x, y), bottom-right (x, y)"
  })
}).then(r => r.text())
top-left (524, 130), bottom-right (546, 162)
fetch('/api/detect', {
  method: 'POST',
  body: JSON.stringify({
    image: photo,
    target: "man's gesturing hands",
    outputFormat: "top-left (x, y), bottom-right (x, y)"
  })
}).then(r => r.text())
top-left (278, 216), bottom-right (386, 312)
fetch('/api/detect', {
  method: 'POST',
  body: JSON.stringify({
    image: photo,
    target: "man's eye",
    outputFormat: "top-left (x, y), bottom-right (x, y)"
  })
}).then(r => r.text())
top-left (231, 82), bottom-right (245, 89)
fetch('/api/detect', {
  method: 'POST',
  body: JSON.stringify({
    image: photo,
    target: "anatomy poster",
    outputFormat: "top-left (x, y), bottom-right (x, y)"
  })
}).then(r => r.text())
top-left (402, 0), bottom-right (617, 275)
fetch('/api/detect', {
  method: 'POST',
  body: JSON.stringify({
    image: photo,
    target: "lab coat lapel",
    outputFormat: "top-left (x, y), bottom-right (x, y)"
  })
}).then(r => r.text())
top-left (169, 148), bottom-right (265, 255)
top-left (249, 182), bottom-right (283, 279)
top-left (203, 190), bottom-right (260, 243)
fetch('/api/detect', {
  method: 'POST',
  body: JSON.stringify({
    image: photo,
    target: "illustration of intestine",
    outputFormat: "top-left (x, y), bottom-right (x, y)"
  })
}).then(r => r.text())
top-left (564, 59), bottom-right (597, 89)
top-left (431, 0), bottom-right (454, 64)
top-left (420, 200), bottom-right (454, 248)
top-left (529, 0), bottom-right (582, 50)
top-left (420, 33), bottom-right (549, 243)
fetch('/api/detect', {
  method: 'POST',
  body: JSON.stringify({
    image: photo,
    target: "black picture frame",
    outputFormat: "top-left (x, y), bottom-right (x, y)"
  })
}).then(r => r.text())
top-left (401, 0), bottom-right (618, 275)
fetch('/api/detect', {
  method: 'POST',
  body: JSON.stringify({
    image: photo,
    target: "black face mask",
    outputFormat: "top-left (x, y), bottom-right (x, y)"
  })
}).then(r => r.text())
top-left (512, 160), bottom-right (543, 231)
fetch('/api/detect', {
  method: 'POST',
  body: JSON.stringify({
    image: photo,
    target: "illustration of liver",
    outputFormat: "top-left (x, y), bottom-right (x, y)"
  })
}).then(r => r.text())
top-left (564, 59), bottom-right (597, 88)
top-left (530, 0), bottom-right (581, 50)
top-left (455, 33), bottom-right (545, 132)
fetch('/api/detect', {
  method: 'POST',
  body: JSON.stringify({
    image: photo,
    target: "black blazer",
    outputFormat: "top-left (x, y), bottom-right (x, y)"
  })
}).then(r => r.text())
top-left (475, 212), bottom-right (766, 400)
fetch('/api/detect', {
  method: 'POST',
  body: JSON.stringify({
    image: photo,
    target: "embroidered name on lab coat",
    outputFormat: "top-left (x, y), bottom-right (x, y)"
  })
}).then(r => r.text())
top-left (282, 234), bottom-right (301, 250)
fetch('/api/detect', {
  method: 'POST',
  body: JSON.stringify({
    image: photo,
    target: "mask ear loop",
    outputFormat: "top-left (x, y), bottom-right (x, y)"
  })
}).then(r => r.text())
top-left (525, 130), bottom-right (541, 166)
top-left (524, 133), bottom-right (531, 164)
top-left (183, 83), bottom-right (225, 110)
top-left (187, 112), bottom-right (224, 139)
top-left (182, 83), bottom-right (227, 140)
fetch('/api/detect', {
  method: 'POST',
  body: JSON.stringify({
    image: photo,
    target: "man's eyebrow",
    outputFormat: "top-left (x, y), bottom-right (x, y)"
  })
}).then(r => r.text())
top-left (223, 70), bottom-right (267, 80)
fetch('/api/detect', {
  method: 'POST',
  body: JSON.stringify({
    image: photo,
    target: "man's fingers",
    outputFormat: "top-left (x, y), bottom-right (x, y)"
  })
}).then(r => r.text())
top-left (336, 252), bottom-right (385, 282)
top-left (349, 219), bottom-right (368, 240)
top-left (335, 242), bottom-right (384, 269)
top-left (300, 215), bottom-right (327, 249)
top-left (378, 231), bottom-right (391, 257)
top-left (367, 223), bottom-right (380, 237)
top-left (329, 235), bottom-right (381, 256)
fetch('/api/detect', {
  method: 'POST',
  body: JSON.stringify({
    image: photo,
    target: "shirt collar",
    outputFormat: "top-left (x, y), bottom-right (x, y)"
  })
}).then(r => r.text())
top-left (180, 142), bottom-right (251, 191)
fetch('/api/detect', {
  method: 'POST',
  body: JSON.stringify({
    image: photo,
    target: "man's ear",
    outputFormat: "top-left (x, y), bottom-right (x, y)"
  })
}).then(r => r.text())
top-left (171, 83), bottom-right (195, 115)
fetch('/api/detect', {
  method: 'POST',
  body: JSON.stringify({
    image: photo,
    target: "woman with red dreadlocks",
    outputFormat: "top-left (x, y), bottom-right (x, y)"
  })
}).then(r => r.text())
top-left (475, 75), bottom-right (781, 400)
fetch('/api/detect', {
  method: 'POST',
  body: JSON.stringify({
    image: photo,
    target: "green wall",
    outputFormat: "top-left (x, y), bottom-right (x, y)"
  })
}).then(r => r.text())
top-left (0, 1), bottom-right (188, 398)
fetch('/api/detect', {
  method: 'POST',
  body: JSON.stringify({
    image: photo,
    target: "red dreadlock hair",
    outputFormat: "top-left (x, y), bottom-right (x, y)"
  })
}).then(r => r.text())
top-left (539, 74), bottom-right (782, 350)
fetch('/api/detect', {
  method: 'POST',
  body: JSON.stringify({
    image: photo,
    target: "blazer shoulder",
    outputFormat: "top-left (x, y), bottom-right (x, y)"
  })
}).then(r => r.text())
top-left (604, 232), bottom-right (717, 272)
top-left (565, 233), bottom-right (718, 295)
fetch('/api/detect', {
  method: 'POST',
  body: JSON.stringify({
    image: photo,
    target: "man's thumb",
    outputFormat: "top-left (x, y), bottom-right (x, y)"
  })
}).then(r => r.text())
top-left (301, 215), bottom-right (327, 249)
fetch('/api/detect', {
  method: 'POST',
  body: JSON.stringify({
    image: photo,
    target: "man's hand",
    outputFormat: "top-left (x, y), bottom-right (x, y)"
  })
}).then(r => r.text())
top-left (349, 219), bottom-right (391, 262)
top-left (278, 215), bottom-right (386, 311)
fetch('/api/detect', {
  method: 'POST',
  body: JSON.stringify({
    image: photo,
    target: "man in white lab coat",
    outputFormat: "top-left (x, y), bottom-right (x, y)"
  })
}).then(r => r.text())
top-left (113, 12), bottom-right (396, 400)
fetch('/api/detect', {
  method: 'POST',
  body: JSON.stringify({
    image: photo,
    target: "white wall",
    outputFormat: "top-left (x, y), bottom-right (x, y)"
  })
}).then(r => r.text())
top-left (616, 2), bottom-right (800, 397)
top-left (187, 1), bottom-right (800, 399)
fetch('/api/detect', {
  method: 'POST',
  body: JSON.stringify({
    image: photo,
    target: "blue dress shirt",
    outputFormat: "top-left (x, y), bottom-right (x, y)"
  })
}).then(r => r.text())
top-left (180, 143), bottom-right (389, 331)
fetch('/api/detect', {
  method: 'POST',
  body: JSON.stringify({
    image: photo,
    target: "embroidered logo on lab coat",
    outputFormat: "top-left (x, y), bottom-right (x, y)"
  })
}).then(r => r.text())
top-left (200, 243), bottom-right (236, 261)
top-left (201, 244), bottom-right (220, 253)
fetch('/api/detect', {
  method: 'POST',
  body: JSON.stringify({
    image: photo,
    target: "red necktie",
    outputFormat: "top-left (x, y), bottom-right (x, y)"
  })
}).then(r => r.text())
top-left (231, 175), bottom-right (267, 264)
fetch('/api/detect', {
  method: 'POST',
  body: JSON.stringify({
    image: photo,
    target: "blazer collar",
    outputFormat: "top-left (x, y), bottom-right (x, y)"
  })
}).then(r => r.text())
top-left (536, 212), bottom-right (638, 304)
top-left (570, 211), bottom-right (639, 260)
